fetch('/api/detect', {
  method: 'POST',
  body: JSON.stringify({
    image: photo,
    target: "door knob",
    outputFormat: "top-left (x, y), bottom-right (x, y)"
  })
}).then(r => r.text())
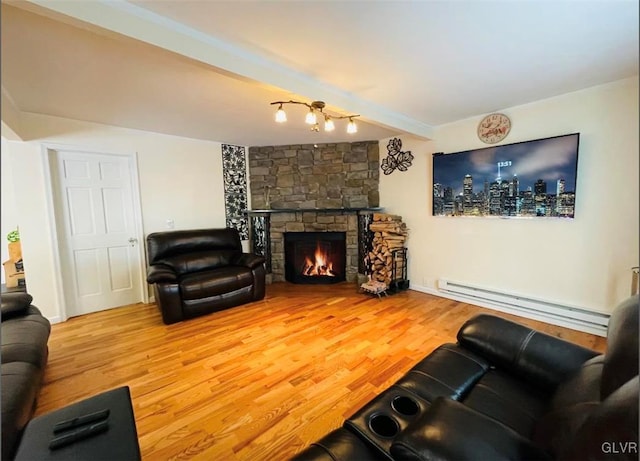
top-left (128, 238), bottom-right (138, 246)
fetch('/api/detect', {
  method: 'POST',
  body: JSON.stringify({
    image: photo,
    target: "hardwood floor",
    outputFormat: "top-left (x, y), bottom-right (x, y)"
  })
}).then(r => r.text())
top-left (36, 283), bottom-right (607, 460)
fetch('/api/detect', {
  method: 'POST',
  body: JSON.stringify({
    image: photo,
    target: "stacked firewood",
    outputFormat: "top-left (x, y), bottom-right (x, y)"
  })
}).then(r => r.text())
top-left (367, 213), bottom-right (408, 285)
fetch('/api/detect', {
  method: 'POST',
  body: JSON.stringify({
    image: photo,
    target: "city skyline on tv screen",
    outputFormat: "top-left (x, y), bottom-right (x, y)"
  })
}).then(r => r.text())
top-left (432, 133), bottom-right (580, 218)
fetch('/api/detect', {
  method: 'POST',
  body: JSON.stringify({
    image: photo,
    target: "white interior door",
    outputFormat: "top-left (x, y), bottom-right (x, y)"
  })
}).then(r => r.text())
top-left (52, 150), bottom-right (143, 317)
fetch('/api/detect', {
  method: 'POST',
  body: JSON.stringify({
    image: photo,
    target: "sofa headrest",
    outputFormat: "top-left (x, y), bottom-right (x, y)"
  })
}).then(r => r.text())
top-left (1, 292), bottom-right (33, 318)
top-left (159, 250), bottom-right (239, 275)
top-left (601, 295), bottom-right (639, 400)
top-left (456, 314), bottom-right (597, 392)
top-left (147, 228), bottom-right (241, 264)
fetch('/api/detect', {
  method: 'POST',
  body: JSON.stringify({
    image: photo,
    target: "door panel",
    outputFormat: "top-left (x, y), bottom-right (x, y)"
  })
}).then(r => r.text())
top-left (53, 150), bottom-right (143, 317)
top-left (107, 246), bottom-right (133, 291)
top-left (99, 161), bottom-right (122, 181)
top-left (63, 158), bottom-right (90, 179)
top-left (102, 188), bottom-right (127, 233)
top-left (74, 249), bottom-right (101, 296)
top-left (67, 188), bottom-right (96, 235)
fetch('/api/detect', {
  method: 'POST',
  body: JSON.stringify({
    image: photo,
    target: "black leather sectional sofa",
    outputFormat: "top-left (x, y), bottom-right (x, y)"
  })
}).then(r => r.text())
top-left (293, 295), bottom-right (639, 461)
top-left (1, 292), bottom-right (51, 460)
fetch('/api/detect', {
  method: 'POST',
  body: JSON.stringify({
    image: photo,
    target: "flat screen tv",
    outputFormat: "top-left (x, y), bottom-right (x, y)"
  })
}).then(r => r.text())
top-left (432, 133), bottom-right (580, 218)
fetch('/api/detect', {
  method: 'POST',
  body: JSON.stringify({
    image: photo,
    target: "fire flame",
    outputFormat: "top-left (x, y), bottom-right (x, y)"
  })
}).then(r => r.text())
top-left (302, 244), bottom-right (336, 277)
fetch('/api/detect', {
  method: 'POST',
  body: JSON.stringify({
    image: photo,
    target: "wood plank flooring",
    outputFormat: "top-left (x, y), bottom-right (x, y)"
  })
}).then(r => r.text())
top-left (36, 283), bottom-right (607, 460)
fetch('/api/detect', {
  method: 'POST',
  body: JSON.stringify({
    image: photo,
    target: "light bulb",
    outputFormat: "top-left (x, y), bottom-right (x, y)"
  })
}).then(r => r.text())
top-left (347, 118), bottom-right (357, 134)
top-left (324, 116), bottom-right (335, 132)
top-left (305, 108), bottom-right (317, 125)
top-left (275, 104), bottom-right (287, 123)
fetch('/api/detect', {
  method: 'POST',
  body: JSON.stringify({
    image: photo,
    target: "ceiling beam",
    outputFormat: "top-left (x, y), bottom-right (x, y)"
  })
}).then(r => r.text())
top-left (24, 0), bottom-right (434, 139)
top-left (1, 86), bottom-right (25, 141)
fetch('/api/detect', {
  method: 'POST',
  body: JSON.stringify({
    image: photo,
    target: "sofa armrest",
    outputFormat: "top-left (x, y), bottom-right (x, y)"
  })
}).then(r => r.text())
top-left (235, 253), bottom-right (266, 269)
top-left (1, 292), bottom-right (33, 318)
top-left (390, 398), bottom-right (551, 461)
top-left (147, 264), bottom-right (178, 284)
top-left (457, 314), bottom-right (599, 392)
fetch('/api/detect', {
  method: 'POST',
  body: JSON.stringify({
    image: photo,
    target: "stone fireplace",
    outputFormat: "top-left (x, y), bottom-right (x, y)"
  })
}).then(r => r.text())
top-left (248, 141), bottom-right (379, 210)
top-left (246, 141), bottom-right (380, 283)
top-left (284, 231), bottom-right (346, 284)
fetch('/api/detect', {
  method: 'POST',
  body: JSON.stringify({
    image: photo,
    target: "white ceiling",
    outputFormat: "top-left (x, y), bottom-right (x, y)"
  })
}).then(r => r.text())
top-left (1, 0), bottom-right (638, 146)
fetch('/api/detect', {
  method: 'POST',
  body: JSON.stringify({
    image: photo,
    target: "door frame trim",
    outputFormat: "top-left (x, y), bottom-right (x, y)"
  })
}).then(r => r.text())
top-left (41, 143), bottom-right (148, 321)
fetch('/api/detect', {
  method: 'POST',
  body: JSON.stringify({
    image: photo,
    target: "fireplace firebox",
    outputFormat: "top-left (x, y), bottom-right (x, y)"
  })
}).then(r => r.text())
top-left (284, 232), bottom-right (346, 284)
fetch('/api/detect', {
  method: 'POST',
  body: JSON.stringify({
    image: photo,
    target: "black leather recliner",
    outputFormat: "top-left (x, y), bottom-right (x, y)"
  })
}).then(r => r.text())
top-left (293, 295), bottom-right (639, 461)
top-left (146, 228), bottom-right (266, 325)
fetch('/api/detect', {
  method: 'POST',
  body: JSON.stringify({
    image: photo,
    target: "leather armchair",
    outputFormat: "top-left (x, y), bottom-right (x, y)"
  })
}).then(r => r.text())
top-left (293, 295), bottom-right (639, 461)
top-left (146, 228), bottom-right (266, 325)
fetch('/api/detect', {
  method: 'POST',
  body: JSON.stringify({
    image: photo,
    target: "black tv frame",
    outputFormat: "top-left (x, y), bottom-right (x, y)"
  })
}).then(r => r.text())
top-left (432, 133), bottom-right (580, 219)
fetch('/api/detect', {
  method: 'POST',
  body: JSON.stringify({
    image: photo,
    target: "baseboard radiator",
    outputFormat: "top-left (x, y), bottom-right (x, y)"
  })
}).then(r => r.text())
top-left (437, 279), bottom-right (610, 336)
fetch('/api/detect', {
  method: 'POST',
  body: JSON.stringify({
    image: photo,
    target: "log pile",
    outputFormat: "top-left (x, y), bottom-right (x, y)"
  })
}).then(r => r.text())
top-left (366, 213), bottom-right (408, 286)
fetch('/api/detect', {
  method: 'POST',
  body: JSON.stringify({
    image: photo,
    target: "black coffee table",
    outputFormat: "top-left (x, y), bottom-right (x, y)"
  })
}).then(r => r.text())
top-left (15, 386), bottom-right (141, 461)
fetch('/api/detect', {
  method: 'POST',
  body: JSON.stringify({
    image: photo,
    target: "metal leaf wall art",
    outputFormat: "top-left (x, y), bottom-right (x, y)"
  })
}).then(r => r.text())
top-left (381, 138), bottom-right (414, 175)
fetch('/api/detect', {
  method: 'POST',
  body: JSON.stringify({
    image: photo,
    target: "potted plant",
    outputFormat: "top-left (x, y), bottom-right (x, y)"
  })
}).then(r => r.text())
top-left (7, 228), bottom-right (21, 262)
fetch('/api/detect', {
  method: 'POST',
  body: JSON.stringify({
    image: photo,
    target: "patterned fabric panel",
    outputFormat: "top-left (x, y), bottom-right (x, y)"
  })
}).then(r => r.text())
top-left (222, 144), bottom-right (249, 239)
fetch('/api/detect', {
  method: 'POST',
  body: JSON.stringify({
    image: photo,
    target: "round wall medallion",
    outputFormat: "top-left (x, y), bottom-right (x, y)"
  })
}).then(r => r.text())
top-left (477, 113), bottom-right (511, 144)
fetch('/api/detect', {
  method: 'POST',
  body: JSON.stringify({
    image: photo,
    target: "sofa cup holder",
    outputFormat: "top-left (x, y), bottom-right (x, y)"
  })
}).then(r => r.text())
top-left (391, 395), bottom-right (420, 416)
top-left (368, 413), bottom-right (400, 439)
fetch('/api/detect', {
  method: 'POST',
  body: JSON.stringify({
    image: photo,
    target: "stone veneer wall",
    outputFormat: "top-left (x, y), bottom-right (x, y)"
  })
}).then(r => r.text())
top-left (247, 141), bottom-right (379, 283)
top-left (248, 141), bottom-right (379, 209)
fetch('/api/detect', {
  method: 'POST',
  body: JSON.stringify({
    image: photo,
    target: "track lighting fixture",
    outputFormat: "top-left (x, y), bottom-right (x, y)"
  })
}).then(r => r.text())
top-left (324, 115), bottom-right (335, 132)
top-left (275, 103), bottom-right (287, 123)
top-left (305, 107), bottom-right (317, 125)
top-left (270, 100), bottom-right (360, 134)
top-left (347, 117), bottom-right (358, 134)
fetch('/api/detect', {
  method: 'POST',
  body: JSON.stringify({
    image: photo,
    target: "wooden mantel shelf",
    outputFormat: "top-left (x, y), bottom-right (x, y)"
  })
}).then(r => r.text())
top-left (244, 207), bottom-right (383, 214)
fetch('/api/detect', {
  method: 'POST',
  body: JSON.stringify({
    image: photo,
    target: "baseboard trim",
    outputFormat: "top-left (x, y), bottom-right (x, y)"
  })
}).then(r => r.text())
top-left (409, 284), bottom-right (608, 337)
top-left (48, 315), bottom-right (62, 324)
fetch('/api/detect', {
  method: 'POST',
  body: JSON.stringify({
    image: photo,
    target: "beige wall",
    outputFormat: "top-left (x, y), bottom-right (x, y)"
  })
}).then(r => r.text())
top-left (2, 113), bottom-right (232, 320)
top-left (3, 77), bottom-right (637, 321)
top-left (380, 77), bottom-right (639, 313)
